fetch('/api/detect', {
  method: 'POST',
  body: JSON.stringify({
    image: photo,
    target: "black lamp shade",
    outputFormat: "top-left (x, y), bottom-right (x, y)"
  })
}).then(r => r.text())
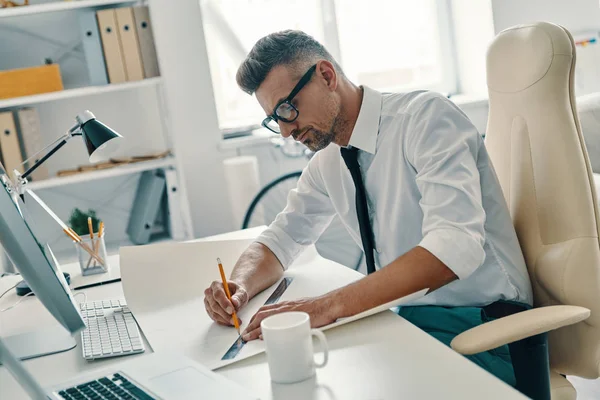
top-left (80, 117), bottom-right (123, 163)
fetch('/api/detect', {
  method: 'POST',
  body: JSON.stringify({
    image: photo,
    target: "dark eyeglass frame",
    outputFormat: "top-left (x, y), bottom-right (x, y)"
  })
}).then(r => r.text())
top-left (261, 64), bottom-right (317, 133)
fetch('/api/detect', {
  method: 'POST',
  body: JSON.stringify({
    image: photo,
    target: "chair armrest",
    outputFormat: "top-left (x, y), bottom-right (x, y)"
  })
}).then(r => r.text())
top-left (450, 305), bottom-right (590, 355)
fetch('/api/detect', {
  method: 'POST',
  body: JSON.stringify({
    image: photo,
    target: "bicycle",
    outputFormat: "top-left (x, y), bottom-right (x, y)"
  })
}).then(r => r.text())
top-left (242, 137), bottom-right (364, 271)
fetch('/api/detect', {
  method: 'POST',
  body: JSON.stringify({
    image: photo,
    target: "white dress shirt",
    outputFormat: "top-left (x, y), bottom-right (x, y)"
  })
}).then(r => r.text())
top-left (256, 86), bottom-right (533, 307)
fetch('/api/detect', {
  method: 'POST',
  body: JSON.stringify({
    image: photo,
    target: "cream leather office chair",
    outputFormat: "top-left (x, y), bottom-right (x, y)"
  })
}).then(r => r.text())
top-left (450, 22), bottom-right (600, 400)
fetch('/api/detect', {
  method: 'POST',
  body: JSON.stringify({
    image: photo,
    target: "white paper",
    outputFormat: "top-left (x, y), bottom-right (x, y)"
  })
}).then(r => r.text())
top-left (120, 239), bottom-right (426, 370)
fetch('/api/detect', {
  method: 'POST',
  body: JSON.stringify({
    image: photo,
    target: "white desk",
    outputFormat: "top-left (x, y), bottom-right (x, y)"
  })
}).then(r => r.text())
top-left (0, 232), bottom-right (527, 399)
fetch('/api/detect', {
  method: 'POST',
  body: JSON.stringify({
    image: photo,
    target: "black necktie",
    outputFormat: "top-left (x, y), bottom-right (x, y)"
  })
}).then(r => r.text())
top-left (341, 147), bottom-right (377, 274)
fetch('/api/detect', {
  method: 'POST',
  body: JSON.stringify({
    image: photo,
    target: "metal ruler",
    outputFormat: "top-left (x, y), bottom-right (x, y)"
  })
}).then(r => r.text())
top-left (221, 277), bottom-right (294, 360)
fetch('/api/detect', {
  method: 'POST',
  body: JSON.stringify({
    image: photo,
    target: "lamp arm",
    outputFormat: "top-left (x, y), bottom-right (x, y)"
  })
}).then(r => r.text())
top-left (20, 132), bottom-right (70, 168)
top-left (20, 130), bottom-right (82, 181)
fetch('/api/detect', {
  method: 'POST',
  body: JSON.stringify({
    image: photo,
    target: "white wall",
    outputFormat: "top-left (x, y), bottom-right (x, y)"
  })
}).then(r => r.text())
top-left (456, 0), bottom-right (600, 134)
top-left (491, 0), bottom-right (600, 34)
top-left (0, 4), bottom-right (88, 89)
top-left (451, 0), bottom-right (495, 96)
top-left (149, 0), bottom-right (242, 237)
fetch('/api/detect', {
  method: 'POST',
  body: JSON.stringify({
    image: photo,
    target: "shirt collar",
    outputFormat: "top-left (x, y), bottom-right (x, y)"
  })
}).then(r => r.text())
top-left (347, 86), bottom-right (382, 154)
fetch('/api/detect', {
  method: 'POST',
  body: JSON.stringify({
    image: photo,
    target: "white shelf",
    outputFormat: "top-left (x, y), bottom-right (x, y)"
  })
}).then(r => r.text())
top-left (219, 129), bottom-right (278, 151)
top-left (0, 0), bottom-right (136, 18)
top-left (0, 77), bottom-right (161, 110)
top-left (26, 157), bottom-right (176, 190)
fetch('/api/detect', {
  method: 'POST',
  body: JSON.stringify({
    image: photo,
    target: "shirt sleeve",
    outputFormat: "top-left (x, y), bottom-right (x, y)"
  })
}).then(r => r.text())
top-left (405, 94), bottom-right (487, 280)
top-left (255, 154), bottom-right (336, 269)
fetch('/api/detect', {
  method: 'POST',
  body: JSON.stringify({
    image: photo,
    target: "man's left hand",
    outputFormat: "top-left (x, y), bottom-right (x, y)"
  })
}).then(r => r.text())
top-left (241, 296), bottom-right (338, 341)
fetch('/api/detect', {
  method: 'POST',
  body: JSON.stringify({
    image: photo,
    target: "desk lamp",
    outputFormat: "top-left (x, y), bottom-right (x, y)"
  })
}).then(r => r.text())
top-left (6, 111), bottom-right (122, 293)
top-left (14, 110), bottom-right (123, 192)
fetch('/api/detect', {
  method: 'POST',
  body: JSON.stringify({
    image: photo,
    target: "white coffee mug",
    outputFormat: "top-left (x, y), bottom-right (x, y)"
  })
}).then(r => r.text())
top-left (261, 311), bottom-right (329, 384)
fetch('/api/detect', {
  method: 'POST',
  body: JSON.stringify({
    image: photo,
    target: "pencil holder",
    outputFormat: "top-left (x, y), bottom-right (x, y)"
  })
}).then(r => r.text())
top-left (75, 232), bottom-right (109, 276)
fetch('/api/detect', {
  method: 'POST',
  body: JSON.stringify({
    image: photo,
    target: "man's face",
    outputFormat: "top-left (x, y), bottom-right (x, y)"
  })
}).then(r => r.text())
top-left (256, 64), bottom-right (340, 152)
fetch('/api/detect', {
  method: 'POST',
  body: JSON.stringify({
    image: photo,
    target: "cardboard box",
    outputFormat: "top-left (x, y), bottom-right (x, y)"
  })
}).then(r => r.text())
top-left (0, 64), bottom-right (63, 100)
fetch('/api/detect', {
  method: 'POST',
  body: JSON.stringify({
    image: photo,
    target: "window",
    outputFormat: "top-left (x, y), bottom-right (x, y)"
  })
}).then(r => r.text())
top-left (200, 0), bottom-right (456, 131)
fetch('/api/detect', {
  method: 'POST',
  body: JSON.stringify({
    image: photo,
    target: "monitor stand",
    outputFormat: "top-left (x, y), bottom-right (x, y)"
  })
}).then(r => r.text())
top-left (0, 336), bottom-right (48, 398)
top-left (0, 325), bottom-right (76, 362)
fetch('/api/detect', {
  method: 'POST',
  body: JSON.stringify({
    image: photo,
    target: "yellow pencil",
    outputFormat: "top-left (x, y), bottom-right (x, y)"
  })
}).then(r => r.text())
top-left (86, 217), bottom-right (95, 268)
top-left (217, 258), bottom-right (241, 335)
top-left (87, 217), bottom-right (94, 240)
top-left (97, 221), bottom-right (104, 261)
top-left (64, 228), bottom-right (104, 265)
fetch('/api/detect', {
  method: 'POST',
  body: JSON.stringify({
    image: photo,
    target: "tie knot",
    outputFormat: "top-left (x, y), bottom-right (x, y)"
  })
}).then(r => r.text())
top-left (341, 146), bottom-right (360, 170)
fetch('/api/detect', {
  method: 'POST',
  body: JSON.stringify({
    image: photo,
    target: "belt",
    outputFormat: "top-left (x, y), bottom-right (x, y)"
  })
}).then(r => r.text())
top-left (482, 301), bottom-right (530, 319)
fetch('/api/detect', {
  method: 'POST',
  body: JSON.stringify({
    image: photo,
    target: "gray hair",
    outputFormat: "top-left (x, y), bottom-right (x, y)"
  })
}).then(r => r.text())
top-left (236, 30), bottom-right (343, 95)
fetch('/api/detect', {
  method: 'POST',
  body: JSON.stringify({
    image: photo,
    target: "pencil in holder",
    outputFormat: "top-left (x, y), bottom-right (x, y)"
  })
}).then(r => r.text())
top-left (75, 232), bottom-right (109, 276)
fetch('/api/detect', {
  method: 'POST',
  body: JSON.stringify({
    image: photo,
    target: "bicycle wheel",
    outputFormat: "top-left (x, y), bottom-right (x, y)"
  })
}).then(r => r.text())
top-left (242, 172), bottom-right (363, 270)
top-left (242, 172), bottom-right (301, 230)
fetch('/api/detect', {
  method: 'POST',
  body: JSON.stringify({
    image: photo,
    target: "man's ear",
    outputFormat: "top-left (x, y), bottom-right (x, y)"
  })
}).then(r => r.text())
top-left (316, 60), bottom-right (338, 91)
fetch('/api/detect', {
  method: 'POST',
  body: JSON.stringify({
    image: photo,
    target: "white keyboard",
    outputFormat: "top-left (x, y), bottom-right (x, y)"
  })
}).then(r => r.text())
top-left (79, 299), bottom-right (145, 360)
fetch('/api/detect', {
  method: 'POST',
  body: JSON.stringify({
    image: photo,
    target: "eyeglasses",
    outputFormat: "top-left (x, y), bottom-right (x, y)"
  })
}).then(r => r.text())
top-left (261, 64), bottom-right (317, 134)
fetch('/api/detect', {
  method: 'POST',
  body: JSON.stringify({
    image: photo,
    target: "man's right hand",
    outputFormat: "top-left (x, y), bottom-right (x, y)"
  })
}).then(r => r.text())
top-left (204, 280), bottom-right (249, 326)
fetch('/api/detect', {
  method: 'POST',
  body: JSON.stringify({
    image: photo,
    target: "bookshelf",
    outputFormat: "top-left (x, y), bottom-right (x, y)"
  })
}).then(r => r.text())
top-left (0, 77), bottom-right (161, 109)
top-left (0, 0), bottom-right (137, 18)
top-left (0, 0), bottom-right (194, 265)
top-left (26, 156), bottom-right (176, 190)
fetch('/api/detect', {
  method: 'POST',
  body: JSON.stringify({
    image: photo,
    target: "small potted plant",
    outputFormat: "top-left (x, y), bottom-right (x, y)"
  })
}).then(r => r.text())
top-left (68, 208), bottom-right (100, 236)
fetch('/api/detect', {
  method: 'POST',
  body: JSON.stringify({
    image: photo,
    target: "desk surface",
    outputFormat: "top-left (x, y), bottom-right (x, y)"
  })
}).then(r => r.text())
top-left (0, 231), bottom-right (526, 399)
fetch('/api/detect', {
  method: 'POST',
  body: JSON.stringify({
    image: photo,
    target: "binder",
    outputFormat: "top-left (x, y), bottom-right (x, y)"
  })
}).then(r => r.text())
top-left (163, 167), bottom-right (186, 240)
top-left (96, 9), bottom-right (127, 83)
top-left (78, 10), bottom-right (109, 86)
top-left (14, 108), bottom-right (49, 181)
top-left (115, 7), bottom-right (144, 82)
top-left (127, 171), bottom-right (165, 244)
top-left (0, 111), bottom-right (24, 179)
top-left (0, 64), bottom-right (63, 100)
top-left (132, 6), bottom-right (160, 78)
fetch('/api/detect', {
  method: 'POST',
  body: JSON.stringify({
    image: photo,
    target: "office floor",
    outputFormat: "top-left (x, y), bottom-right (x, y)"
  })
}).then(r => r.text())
top-left (569, 376), bottom-right (600, 399)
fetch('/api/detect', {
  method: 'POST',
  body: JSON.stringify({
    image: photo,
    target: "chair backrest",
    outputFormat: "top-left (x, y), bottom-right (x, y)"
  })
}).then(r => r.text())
top-left (577, 92), bottom-right (600, 173)
top-left (485, 22), bottom-right (600, 379)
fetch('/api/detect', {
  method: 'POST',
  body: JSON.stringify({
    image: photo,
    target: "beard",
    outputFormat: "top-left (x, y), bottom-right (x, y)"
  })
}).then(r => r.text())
top-left (303, 128), bottom-right (335, 152)
top-left (301, 113), bottom-right (342, 152)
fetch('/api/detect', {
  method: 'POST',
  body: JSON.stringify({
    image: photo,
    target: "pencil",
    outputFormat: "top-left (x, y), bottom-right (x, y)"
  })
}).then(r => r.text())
top-left (86, 217), bottom-right (96, 268)
top-left (64, 228), bottom-right (104, 265)
top-left (87, 217), bottom-right (94, 240)
top-left (217, 258), bottom-right (241, 335)
top-left (86, 221), bottom-right (104, 268)
top-left (97, 222), bottom-right (105, 262)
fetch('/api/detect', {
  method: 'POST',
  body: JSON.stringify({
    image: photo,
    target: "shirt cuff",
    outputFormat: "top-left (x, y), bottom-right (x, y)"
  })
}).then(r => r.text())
top-left (418, 229), bottom-right (486, 280)
top-left (255, 225), bottom-right (306, 270)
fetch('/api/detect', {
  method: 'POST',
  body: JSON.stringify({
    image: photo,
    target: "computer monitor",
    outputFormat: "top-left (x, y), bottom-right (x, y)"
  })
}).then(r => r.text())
top-left (0, 163), bottom-right (85, 358)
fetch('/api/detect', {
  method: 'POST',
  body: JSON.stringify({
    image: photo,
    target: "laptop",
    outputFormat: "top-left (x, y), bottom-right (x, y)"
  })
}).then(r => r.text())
top-left (1, 337), bottom-right (258, 400)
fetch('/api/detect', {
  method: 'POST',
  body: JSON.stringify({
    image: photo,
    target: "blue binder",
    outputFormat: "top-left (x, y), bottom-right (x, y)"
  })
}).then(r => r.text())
top-left (78, 10), bottom-right (109, 86)
top-left (127, 171), bottom-right (166, 245)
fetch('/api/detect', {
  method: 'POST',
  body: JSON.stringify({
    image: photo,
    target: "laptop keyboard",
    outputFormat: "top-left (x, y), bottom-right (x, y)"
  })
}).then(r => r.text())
top-left (57, 373), bottom-right (155, 400)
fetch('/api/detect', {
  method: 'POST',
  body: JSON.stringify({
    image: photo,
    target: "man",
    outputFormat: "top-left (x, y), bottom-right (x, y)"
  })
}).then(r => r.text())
top-left (204, 30), bottom-right (532, 385)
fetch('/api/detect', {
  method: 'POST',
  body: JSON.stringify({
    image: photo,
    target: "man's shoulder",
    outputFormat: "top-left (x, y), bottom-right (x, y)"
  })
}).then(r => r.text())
top-left (381, 90), bottom-right (454, 118)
